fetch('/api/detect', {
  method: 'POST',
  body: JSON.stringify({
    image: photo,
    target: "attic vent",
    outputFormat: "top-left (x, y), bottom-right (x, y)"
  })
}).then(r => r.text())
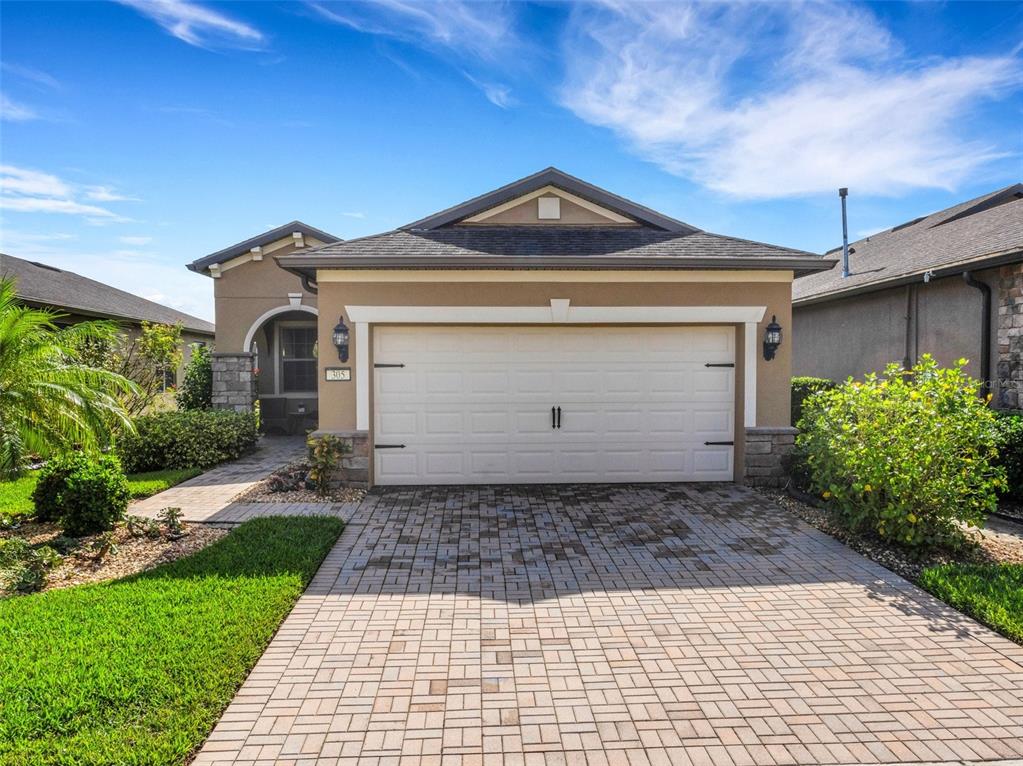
top-left (30, 262), bottom-right (63, 273)
top-left (537, 196), bottom-right (561, 220)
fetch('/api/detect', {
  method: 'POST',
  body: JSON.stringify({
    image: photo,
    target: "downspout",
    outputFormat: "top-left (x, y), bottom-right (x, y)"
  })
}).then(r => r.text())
top-left (962, 271), bottom-right (992, 400)
top-left (300, 274), bottom-right (318, 294)
top-left (903, 285), bottom-right (913, 370)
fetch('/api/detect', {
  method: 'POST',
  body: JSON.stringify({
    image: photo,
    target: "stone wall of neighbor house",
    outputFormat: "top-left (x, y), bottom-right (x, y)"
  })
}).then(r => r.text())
top-left (997, 262), bottom-right (1023, 409)
top-left (212, 352), bottom-right (256, 412)
top-left (310, 430), bottom-right (369, 488)
top-left (744, 427), bottom-right (797, 487)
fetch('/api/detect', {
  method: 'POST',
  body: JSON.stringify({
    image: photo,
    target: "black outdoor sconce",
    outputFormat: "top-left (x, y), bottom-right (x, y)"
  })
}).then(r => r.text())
top-left (332, 316), bottom-right (350, 362)
top-left (763, 315), bottom-right (782, 361)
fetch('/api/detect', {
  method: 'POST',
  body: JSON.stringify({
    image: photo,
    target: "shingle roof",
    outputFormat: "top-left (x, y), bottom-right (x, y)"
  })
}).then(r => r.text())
top-left (2, 253), bottom-right (215, 334)
top-left (794, 184), bottom-right (1023, 304)
top-left (186, 220), bottom-right (340, 275)
top-left (278, 169), bottom-right (833, 277)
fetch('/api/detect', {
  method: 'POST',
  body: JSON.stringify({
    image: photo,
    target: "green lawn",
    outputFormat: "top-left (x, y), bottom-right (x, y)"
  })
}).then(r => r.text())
top-left (920, 562), bottom-right (1023, 643)
top-left (0, 468), bottom-right (201, 522)
top-left (0, 516), bottom-right (344, 765)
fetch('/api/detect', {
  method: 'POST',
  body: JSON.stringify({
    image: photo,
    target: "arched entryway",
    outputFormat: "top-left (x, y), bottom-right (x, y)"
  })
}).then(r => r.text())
top-left (243, 305), bottom-right (318, 435)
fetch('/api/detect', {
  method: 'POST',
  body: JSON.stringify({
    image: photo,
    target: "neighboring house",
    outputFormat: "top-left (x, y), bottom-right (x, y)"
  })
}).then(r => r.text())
top-left (189, 167), bottom-right (832, 487)
top-left (1, 253), bottom-right (214, 385)
top-left (793, 184), bottom-right (1023, 408)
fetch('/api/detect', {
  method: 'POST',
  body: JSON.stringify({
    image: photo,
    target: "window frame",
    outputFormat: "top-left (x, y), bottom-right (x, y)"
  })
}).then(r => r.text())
top-left (274, 320), bottom-right (318, 396)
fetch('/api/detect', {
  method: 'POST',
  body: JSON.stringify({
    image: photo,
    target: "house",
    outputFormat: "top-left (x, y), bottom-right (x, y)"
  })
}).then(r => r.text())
top-left (1, 252), bottom-right (214, 385)
top-left (793, 184), bottom-right (1023, 408)
top-left (188, 168), bottom-right (833, 486)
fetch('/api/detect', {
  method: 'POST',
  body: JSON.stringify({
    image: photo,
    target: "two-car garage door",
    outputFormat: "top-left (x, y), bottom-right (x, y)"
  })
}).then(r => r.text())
top-left (373, 325), bottom-right (735, 485)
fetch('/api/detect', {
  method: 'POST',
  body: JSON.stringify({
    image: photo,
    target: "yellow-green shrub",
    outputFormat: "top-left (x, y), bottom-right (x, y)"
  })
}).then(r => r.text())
top-left (797, 355), bottom-right (1004, 549)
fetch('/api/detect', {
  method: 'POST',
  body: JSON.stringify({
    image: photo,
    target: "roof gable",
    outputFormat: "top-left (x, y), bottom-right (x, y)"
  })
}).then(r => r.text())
top-left (401, 167), bottom-right (699, 233)
top-left (187, 220), bottom-right (340, 276)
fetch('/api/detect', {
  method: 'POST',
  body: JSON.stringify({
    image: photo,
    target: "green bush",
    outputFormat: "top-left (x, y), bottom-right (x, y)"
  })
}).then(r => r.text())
top-left (0, 538), bottom-right (61, 595)
top-left (994, 411), bottom-right (1023, 502)
top-left (791, 376), bottom-right (836, 427)
top-left (176, 344), bottom-right (212, 411)
top-left (797, 355), bottom-right (1004, 549)
top-left (117, 410), bottom-right (259, 474)
top-left (32, 453), bottom-right (130, 536)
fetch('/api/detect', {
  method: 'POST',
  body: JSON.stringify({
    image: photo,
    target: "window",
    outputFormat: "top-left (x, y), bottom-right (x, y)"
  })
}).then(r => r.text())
top-left (280, 324), bottom-right (317, 393)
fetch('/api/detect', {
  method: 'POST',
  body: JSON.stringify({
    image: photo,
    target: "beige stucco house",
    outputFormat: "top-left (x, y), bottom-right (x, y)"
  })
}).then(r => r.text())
top-left (793, 184), bottom-right (1023, 408)
top-left (188, 168), bottom-right (832, 487)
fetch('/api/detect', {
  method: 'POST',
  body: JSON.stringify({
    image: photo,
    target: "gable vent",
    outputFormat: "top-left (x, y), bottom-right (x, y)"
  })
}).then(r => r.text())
top-left (537, 196), bottom-right (561, 220)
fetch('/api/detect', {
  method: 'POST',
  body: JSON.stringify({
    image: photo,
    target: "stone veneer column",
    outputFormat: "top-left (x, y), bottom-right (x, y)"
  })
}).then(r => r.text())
top-left (997, 262), bottom-right (1023, 410)
top-left (310, 430), bottom-right (370, 489)
top-left (211, 352), bottom-right (257, 413)
top-left (744, 426), bottom-right (797, 487)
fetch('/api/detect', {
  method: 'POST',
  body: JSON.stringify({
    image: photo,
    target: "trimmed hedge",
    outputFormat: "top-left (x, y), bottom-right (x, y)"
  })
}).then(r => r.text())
top-left (791, 376), bottom-right (835, 427)
top-left (994, 411), bottom-right (1023, 502)
top-left (117, 410), bottom-right (259, 474)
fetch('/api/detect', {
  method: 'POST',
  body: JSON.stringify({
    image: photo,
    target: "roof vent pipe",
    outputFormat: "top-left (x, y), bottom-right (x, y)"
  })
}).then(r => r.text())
top-left (839, 187), bottom-right (850, 278)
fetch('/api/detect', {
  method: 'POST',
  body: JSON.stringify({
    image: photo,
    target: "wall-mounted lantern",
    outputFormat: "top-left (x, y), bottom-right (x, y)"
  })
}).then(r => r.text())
top-left (763, 315), bottom-right (782, 361)
top-left (332, 316), bottom-right (350, 362)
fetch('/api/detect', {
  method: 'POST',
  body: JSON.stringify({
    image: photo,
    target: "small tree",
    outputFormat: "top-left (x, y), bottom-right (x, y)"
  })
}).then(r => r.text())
top-left (797, 355), bottom-right (1004, 549)
top-left (176, 343), bottom-right (213, 410)
top-left (73, 320), bottom-right (183, 416)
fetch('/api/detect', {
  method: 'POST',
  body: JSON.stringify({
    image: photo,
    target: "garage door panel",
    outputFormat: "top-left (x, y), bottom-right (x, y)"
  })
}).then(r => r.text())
top-left (373, 326), bottom-right (734, 485)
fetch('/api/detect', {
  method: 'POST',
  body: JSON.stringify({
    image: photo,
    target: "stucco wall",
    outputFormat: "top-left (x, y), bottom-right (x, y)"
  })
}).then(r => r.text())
top-left (314, 277), bottom-right (793, 479)
top-left (793, 267), bottom-right (999, 389)
top-left (212, 240), bottom-right (323, 352)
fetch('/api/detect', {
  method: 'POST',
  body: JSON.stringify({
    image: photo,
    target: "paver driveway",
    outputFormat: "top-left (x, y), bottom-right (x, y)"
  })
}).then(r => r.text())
top-left (196, 485), bottom-right (1023, 766)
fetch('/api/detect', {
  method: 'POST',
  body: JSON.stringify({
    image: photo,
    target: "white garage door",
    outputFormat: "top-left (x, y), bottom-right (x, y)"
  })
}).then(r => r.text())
top-left (373, 325), bottom-right (735, 485)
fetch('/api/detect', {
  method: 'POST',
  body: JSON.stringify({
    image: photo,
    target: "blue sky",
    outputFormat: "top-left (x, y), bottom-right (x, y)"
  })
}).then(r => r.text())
top-left (1, 0), bottom-right (1021, 322)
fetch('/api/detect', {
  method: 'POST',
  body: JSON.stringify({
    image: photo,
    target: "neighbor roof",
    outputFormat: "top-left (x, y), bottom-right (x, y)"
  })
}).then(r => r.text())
top-left (279, 168), bottom-right (834, 277)
top-left (2, 253), bottom-right (215, 334)
top-left (794, 184), bottom-right (1023, 305)
top-left (186, 220), bottom-right (340, 275)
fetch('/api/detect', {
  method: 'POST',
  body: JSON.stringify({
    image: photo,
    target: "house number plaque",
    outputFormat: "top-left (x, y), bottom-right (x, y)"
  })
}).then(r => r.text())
top-left (325, 367), bottom-right (351, 382)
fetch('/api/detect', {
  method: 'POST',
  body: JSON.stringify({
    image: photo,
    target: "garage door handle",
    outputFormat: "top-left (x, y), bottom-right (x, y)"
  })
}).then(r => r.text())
top-left (552, 406), bottom-right (556, 429)
top-left (556, 406), bottom-right (562, 429)
top-left (704, 441), bottom-right (734, 446)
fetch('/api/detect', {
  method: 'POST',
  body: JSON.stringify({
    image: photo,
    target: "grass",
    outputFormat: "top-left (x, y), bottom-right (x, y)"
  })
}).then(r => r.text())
top-left (0, 515), bottom-right (344, 765)
top-left (125, 468), bottom-right (202, 499)
top-left (0, 468), bottom-right (201, 521)
top-left (920, 562), bottom-right (1023, 643)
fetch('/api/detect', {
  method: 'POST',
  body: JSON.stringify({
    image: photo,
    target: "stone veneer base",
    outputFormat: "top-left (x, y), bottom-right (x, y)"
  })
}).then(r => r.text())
top-left (744, 426), bottom-right (797, 488)
top-left (212, 352), bottom-right (257, 413)
top-left (310, 429), bottom-right (370, 489)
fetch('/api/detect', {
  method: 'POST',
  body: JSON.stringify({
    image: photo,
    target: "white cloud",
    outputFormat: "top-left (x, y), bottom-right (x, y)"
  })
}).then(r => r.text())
top-left (0, 165), bottom-right (131, 222)
top-left (1, 93), bottom-right (39, 122)
top-left (463, 72), bottom-right (515, 109)
top-left (1, 63), bottom-right (60, 90)
top-left (119, 235), bottom-right (154, 245)
top-left (117, 0), bottom-right (263, 49)
top-left (86, 185), bottom-right (139, 202)
top-left (309, 1), bottom-right (516, 62)
top-left (560, 2), bottom-right (1022, 198)
top-left (341, 211), bottom-right (366, 219)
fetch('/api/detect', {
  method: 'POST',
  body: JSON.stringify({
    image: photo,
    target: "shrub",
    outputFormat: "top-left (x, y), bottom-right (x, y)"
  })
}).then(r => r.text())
top-left (797, 355), bottom-right (1004, 549)
top-left (176, 344), bottom-right (212, 411)
top-left (791, 376), bottom-right (836, 427)
top-left (32, 453), bottom-right (92, 522)
top-left (116, 410), bottom-right (259, 473)
top-left (0, 538), bottom-right (62, 595)
top-left (42, 454), bottom-right (131, 537)
top-left (307, 435), bottom-right (348, 496)
top-left (267, 463), bottom-right (308, 493)
top-left (994, 411), bottom-right (1023, 503)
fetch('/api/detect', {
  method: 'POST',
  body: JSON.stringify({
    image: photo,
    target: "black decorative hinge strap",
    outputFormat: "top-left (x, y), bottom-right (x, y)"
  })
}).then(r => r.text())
top-left (704, 441), bottom-right (734, 446)
top-left (374, 363), bottom-right (405, 368)
top-left (704, 363), bottom-right (735, 368)
top-left (374, 444), bottom-right (406, 449)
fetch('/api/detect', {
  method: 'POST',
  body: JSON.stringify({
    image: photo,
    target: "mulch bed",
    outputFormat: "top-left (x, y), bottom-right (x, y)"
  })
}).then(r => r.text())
top-left (235, 461), bottom-right (365, 504)
top-left (1, 520), bottom-right (227, 593)
top-left (761, 487), bottom-right (1023, 583)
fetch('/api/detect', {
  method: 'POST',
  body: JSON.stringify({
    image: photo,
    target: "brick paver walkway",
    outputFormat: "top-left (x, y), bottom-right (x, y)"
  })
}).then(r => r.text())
top-left (194, 484), bottom-right (1023, 765)
top-left (131, 435), bottom-right (306, 522)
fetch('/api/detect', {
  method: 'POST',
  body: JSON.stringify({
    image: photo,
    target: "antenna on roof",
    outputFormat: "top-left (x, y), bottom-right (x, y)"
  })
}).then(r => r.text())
top-left (839, 187), bottom-right (850, 278)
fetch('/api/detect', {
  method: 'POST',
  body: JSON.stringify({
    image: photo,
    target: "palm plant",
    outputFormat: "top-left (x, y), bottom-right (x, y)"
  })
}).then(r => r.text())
top-left (0, 277), bottom-right (138, 478)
